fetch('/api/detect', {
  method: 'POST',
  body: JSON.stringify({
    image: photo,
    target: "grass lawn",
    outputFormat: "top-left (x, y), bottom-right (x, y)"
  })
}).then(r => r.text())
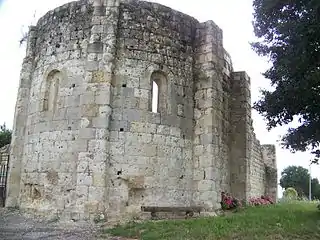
top-left (105, 202), bottom-right (320, 240)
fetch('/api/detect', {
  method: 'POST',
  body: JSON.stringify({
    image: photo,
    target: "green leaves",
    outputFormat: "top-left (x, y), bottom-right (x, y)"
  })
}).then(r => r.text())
top-left (252, 0), bottom-right (320, 161)
top-left (0, 123), bottom-right (11, 149)
top-left (279, 165), bottom-right (320, 199)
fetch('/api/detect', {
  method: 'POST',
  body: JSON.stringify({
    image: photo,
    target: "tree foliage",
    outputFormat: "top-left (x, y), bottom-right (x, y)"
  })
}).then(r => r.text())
top-left (252, 0), bottom-right (320, 161)
top-left (283, 187), bottom-right (298, 200)
top-left (0, 123), bottom-right (12, 148)
top-left (280, 165), bottom-right (320, 199)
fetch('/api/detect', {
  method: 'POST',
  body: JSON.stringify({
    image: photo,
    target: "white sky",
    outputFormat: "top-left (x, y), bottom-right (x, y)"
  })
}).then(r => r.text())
top-left (0, 0), bottom-right (319, 197)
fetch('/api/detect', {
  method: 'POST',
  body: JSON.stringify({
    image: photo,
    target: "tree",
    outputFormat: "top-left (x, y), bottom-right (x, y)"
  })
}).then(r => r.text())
top-left (280, 166), bottom-right (310, 197)
top-left (283, 187), bottom-right (298, 200)
top-left (311, 178), bottom-right (320, 200)
top-left (280, 165), bottom-right (320, 199)
top-left (0, 123), bottom-right (12, 148)
top-left (252, 0), bottom-right (320, 162)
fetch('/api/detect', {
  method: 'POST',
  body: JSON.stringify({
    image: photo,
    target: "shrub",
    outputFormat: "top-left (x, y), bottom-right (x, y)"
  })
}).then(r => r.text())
top-left (248, 196), bottom-right (274, 206)
top-left (283, 187), bottom-right (298, 201)
top-left (220, 193), bottom-right (274, 210)
top-left (220, 192), bottom-right (242, 210)
top-left (317, 204), bottom-right (320, 211)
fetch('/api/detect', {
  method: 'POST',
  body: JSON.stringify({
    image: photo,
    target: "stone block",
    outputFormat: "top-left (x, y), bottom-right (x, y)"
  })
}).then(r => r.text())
top-left (88, 139), bottom-right (107, 153)
top-left (139, 98), bottom-right (149, 110)
top-left (78, 152), bottom-right (94, 162)
top-left (199, 155), bottom-right (213, 168)
top-left (91, 25), bottom-right (104, 34)
top-left (69, 140), bottom-right (88, 152)
top-left (95, 89), bottom-right (111, 104)
top-left (134, 88), bottom-right (149, 98)
top-left (81, 104), bottom-right (98, 117)
top-left (92, 173), bottom-right (106, 187)
top-left (109, 131), bottom-right (118, 141)
top-left (197, 180), bottom-right (215, 191)
top-left (80, 118), bottom-right (91, 128)
top-left (110, 142), bottom-right (125, 155)
top-left (130, 122), bottom-right (156, 133)
top-left (125, 144), bottom-right (157, 157)
top-left (126, 132), bottom-right (153, 144)
top-left (128, 176), bottom-right (145, 189)
top-left (98, 105), bottom-right (112, 116)
top-left (87, 42), bottom-right (104, 53)
top-left (110, 120), bottom-right (129, 131)
top-left (153, 134), bottom-right (166, 145)
top-left (79, 128), bottom-right (96, 139)
top-left (92, 116), bottom-right (109, 128)
top-left (96, 128), bottom-right (109, 139)
top-left (77, 173), bottom-right (93, 186)
top-left (194, 145), bottom-right (204, 156)
top-left (122, 109), bottom-right (144, 122)
top-left (80, 92), bottom-right (95, 105)
top-left (123, 87), bottom-right (134, 97)
top-left (85, 61), bottom-right (99, 71)
top-left (200, 133), bottom-right (213, 145)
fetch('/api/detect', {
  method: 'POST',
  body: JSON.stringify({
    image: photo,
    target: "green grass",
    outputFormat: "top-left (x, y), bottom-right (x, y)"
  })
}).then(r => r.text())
top-left (105, 202), bottom-right (320, 240)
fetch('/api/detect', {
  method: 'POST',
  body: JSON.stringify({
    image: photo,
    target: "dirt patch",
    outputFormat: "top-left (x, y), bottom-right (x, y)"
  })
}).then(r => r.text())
top-left (0, 208), bottom-right (104, 240)
top-left (0, 207), bottom-right (138, 240)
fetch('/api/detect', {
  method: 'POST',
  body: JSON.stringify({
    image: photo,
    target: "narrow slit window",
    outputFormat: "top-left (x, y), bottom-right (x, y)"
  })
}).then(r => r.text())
top-left (152, 80), bottom-right (159, 113)
top-left (150, 71), bottom-right (167, 114)
top-left (42, 70), bottom-right (61, 113)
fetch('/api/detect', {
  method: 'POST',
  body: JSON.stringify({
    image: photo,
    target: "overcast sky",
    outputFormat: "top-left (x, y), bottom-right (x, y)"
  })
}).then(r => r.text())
top-left (0, 0), bottom-right (319, 197)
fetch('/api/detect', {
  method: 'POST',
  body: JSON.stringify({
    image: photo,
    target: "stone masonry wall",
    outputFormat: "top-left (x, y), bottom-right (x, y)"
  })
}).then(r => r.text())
top-left (248, 130), bottom-right (266, 198)
top-left (6, 25), bottom-right (37, 208)
top-left (229, 71), bottom-right (277, 202)
top-left (229, 71), bottom-right (251, 201)
top-left (107, 1), bottom-right (197, 218)
top-left (7, 0), bottom-right (278, 221)
top-left (262, 145), bottom-right (278, 202)
top-left (193, 21), bottom-right (232, 210)
top-left (247, 137), bottom-right (278, 201)
top-left (7, 0), bottom-right (98, 220)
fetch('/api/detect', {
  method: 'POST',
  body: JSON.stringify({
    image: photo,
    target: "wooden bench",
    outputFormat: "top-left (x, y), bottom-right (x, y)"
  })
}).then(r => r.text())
top-left (141, 206), bottom-right (204, 219)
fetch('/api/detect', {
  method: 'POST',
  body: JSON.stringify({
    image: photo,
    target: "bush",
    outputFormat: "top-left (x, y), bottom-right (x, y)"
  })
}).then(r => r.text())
top-left (317, 204), bottom-right (320, 211)
top-left (283, 187), bottom-right (298, 200)
top-left (248, 196), bottom-right (274, 206)
top-left (220, 193), bottom-right (275, 210)
top-left (220, 192), bottom-right (242, 210)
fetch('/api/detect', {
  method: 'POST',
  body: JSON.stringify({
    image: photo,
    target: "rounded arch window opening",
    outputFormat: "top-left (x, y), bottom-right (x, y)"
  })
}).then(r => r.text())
top-left (152, 81), bottom-right (159, 113)
top-left (43, 70), bottom-right (61, 113)
top-left (150, 71), bottom-right (167, 114)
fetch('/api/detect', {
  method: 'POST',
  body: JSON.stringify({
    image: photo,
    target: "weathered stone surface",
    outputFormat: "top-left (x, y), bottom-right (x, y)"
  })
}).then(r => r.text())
top-left (6, 0), bottom-right (277, 223)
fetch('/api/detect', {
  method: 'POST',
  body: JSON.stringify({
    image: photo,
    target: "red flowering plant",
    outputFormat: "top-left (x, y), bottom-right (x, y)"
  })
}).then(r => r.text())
top-left (248, 195), bottom-right (274, 206)
top-left (220, 193), bottom-right (274, 211)
top-left (220, 192), bottom-right (242, 211)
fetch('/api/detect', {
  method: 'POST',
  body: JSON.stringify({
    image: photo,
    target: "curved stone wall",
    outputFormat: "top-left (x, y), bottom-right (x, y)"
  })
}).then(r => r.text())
top-left (107, 1), bottom-right (197, 216)
top-left (14, 0), bottom-right (94, 218)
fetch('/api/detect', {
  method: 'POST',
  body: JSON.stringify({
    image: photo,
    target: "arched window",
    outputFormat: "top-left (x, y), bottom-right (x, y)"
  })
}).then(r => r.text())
top-left (42, 70), bottom-right (61, 113)
top-left (152, 81), bottom-right (159, 113)
top-left (150, 71), bottom-right (167, 114)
